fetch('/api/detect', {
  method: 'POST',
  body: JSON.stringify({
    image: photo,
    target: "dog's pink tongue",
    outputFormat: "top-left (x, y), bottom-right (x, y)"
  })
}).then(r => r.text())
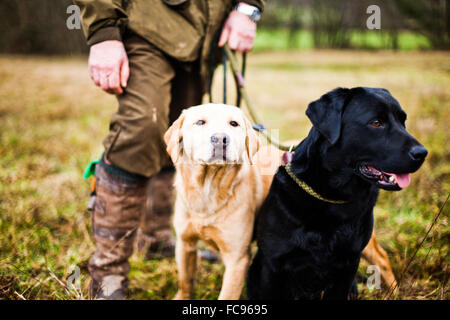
top-left (393, 173), bottom-right (411, 189)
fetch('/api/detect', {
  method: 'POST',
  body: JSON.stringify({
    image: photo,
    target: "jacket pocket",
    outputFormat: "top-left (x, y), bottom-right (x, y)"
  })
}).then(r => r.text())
top-left (104, 123), bottom-right (122, 161)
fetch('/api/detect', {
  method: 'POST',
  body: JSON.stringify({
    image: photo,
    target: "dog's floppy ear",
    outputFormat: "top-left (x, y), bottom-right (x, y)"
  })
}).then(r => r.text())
top-left (164, 112), bottom-right (185, 163)
top-left (306, 88), bottom-right (350, 145)
top-left (243, 115), bottom-right (261, 164)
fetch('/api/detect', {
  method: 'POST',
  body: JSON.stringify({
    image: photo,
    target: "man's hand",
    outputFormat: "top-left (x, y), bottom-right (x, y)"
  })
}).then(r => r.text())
top-left (88, 40), bottom-right (129, 95)
top-left (218, 10), bottom-right (257, 53)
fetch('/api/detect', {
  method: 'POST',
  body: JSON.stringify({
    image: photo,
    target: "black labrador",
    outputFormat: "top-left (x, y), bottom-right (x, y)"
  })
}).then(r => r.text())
top-left (247, 87), bottom-right (427, 300)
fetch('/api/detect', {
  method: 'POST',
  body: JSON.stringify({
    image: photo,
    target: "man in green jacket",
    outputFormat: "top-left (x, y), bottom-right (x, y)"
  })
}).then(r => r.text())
top-left (74, 0), bottom-right (264, 299)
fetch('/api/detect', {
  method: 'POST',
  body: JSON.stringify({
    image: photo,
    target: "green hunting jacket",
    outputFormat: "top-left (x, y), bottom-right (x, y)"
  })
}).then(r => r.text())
top-left (74, 0), bottom-right (265, 94)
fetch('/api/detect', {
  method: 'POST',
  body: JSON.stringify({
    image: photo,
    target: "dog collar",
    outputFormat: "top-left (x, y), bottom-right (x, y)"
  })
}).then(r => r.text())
top-left (284, 162), bottom-right (349, 205)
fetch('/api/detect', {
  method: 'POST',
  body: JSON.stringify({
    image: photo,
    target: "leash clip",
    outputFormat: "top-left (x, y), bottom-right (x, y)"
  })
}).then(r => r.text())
top-left (252, 123), bottom-right (266, 132)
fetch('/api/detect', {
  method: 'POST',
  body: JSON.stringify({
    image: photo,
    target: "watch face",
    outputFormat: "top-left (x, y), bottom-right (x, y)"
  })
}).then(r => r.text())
top-left (236, 4), bottom-right (260, 22)
top-left (251, 11), bottom-right (261, 22)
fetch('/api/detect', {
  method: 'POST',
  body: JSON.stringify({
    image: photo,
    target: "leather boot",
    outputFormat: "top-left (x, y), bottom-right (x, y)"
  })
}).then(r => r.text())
top-left (88, 162), bottom-right (148, 300)
top-left (136, 166), bottom-right (219, 263)
top-left (137, 167), bottom-right (176, 259)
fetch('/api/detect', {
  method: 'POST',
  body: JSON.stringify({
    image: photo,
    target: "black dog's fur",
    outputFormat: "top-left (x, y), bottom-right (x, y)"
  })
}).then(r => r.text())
top-left (247, 87), bottom-right (427, 300)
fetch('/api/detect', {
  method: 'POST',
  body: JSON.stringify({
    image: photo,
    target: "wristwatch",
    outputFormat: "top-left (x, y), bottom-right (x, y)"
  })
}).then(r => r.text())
top-left (234, 3), bottom-right (261, 22)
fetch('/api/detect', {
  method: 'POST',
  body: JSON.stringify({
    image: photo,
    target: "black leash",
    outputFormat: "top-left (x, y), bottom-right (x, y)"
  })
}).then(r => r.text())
top-left (223, 45), bottom-right (297, 151)
top-left (236, 52), bottom-right (246, 107)
top-left (216, 50), bottom-right (246, 107)
top-left (208, 40), bottom-right (297, 151)
top-left (222, 52), bottom-right (227, 104)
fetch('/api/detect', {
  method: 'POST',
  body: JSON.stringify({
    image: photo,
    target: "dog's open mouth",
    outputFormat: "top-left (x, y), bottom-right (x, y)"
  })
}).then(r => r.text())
top-left (359, 165), bottom-right (411, 189)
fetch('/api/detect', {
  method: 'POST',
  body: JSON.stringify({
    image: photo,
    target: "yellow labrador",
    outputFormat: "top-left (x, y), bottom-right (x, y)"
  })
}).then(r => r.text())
top-left (164, 104), bottom-right (265, 300)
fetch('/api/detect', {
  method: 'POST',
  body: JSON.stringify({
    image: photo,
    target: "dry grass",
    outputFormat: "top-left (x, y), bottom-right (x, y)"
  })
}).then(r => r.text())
top-left (0, 50), bottom-right (448, 300)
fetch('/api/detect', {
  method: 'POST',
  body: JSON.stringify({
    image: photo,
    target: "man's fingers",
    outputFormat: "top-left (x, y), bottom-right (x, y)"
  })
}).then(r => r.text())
top-left (120, 58), bottom-right (129, 88)
top-left (99, 73), bottom-right (109, 92)
top-left (237, 36), bottom-right (248, 53)
top-left (240, 42), bottom-right (249, 53)
top-left (218, 26), bottom-right (230, 47)
top-left (90, 67), bottom-right (100, 86)
top-left (95, 63), bottom-right (126, 95)
top-left (228, 32), bottom-right (239, 50)
top-left (228, 31), bottom-right (240, 51)
top-left (88, 40), bottom-right (129, 94)
top-left (108, 68), bottom-right (123, 95)
top-left (240, 38), bottom-right (253, 53)
top-left (237, 43), bottom-right (246, 53)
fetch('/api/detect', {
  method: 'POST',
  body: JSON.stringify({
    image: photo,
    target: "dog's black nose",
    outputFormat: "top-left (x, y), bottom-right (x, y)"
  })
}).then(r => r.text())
top-left (211, 133), bottom-right (230, 147)
top-left (409, 145), bottom-right (428, 161)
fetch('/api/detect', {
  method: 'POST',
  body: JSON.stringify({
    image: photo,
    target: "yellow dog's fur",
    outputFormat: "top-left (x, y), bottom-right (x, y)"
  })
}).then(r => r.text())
top-left (165, 104), bottom-right (264, 299)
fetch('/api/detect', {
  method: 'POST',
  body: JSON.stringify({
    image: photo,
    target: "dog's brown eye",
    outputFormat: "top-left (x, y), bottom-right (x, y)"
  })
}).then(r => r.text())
top-left (370, 120), bottom-right (383, 127)
top-left (229, 121), bottom-right (239, 127)
top-left (196, 120), bottom-right (206, 125)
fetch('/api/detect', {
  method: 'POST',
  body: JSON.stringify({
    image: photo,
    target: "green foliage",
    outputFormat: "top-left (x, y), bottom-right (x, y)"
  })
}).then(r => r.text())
top-left (254, 29), bottom-right (432, 51)
top-left (393, 0), bottom-right (450, 49)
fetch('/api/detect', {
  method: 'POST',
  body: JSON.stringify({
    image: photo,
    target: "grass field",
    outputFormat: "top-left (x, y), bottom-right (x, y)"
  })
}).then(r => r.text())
top-left (0, 50), bottom-right (448, 300)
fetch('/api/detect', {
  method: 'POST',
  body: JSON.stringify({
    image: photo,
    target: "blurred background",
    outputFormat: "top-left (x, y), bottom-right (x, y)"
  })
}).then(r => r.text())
top-left (0, 0), bottom-right (449, 54)
top-left (0, 0), bottom-right (448, 300)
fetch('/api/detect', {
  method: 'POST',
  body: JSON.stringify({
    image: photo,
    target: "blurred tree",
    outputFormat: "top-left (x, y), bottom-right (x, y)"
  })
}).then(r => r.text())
top-left (310, 0), bottom-right (351, 48)
top-left (259, 0), bottom-right (412, 50)
top-left (393, 0), bottom-right (449, 49)
top-left (0, 0), bottom-right (87, 54)
top-left (287, 3), bottom-right (303, 48)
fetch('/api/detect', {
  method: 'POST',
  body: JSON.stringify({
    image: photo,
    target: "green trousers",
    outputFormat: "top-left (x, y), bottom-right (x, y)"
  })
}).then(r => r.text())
top-left (103, 30), bottom-right (204, 177)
